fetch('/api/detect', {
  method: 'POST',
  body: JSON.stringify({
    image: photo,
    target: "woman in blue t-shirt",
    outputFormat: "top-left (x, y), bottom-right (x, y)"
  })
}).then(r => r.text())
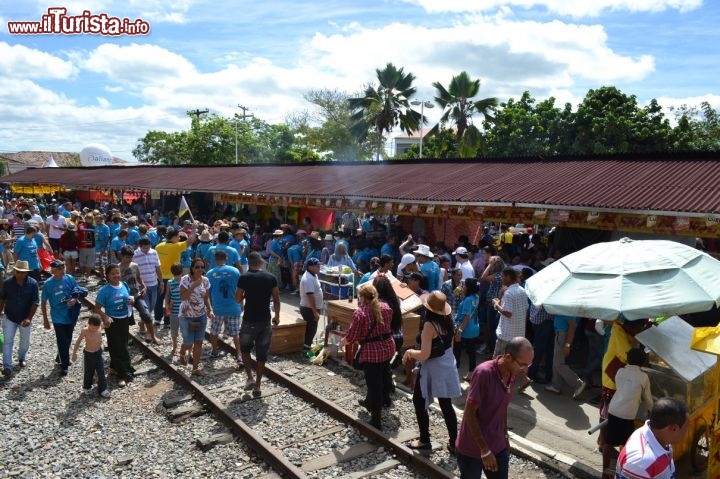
top-left (454, 278), bottom-right (481, 381)
top-left (95, 264), bottom-right (135, 387)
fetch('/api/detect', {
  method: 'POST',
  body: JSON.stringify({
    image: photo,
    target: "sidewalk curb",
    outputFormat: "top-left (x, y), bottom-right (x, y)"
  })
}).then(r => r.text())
top-left (509, 432), bottom-right (601, 479)
top-left (395, 381), bottom-right (602, 478)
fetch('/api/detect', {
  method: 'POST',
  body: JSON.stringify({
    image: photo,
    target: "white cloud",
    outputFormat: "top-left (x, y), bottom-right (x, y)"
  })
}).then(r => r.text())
top-left (128, 0), bottom-right (194, 24)
top-left (0, 77), bottom-right (185, 156)
top-left (402, 0), bottom-right (702, 17)
top-left (0, 7), bottom-right (700, 158)
top-left (0, 42), bottom-right (76, 79)
top-left (82, 43), bottom-right (196, 88)
top-left (306, 16), bottom-right (654, 94)
top-left (656, 94), bottom-right (720, 125)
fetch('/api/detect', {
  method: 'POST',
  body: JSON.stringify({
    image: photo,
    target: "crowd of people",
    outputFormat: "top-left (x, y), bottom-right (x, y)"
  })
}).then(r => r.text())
top-left (0, 195), bottom-right (691, 479)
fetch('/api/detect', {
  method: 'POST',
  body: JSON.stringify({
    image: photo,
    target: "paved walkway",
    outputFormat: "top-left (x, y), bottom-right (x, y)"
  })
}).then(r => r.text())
top-left (277, 290), bottom-right (698, 479)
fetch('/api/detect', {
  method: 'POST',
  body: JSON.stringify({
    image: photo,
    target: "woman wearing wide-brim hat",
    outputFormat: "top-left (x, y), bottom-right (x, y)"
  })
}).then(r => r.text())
top-left (402, 290), bottom-right (462, 453)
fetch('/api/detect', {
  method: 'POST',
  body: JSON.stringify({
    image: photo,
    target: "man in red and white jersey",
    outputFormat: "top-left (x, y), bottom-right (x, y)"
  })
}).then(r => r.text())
top-left (615, 397), bottom-right (689, 479)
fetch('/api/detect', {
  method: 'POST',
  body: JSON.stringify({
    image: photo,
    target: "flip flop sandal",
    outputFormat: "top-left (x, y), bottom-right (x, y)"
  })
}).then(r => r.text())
top-left (408, 439), bottom-right (431, 450)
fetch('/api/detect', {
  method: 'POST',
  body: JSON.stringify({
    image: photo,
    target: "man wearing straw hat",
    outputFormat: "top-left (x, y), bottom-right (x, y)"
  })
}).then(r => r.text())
top-left (1, 260), bottom-right (40, 377)
top-left (414, 244), bottom-right (440, 292)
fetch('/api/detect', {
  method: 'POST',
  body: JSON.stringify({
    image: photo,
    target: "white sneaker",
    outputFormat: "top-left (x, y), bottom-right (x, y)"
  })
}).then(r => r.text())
top-left (100, 389), bottom-right (111, 398)
top-left (83, 388), bottom-right (93, 396)
top-left (243, 378), bottom-right (255, 391)
top-left (545, 385), bottom-right (561, 394)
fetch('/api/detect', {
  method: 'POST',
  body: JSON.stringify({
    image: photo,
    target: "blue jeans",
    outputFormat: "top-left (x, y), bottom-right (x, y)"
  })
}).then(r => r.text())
top-left (53, 322), bottom-right (76, 369)
top-left (133, 295), bottom-right (153, 324)
top-left (2, 319), bottom-right (31, 371)
top-left (457, 449), bottom-right (509, 479)
top-left (144, 284), bottom-right (159, 317)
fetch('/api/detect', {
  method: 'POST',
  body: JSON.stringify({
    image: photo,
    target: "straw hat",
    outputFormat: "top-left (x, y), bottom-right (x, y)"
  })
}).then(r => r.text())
top-left (199, 230), bottom-right (212, 242)
top-left (10, 260), bottom-right (31, 272)
top-left (420, 291), bottom-right (452, 316)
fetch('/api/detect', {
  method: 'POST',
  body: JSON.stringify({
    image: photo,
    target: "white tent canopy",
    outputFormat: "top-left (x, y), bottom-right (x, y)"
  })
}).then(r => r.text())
top-left (45, 155), bottom-right (59, 168)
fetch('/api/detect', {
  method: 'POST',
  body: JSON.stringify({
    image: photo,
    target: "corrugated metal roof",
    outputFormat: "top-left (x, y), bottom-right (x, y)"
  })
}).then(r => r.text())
top-left (3, 156), bottom-right (720, 214)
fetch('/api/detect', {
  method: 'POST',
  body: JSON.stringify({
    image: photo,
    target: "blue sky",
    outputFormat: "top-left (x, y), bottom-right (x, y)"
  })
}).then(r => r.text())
top-left (1, 0), bottom-right (718, 160)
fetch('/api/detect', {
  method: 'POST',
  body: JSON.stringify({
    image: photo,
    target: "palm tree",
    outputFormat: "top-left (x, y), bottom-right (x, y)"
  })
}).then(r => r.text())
top-left (348, 63), bottom-right (420, 160)
top-left (430, 71), bottom-right (498, 157)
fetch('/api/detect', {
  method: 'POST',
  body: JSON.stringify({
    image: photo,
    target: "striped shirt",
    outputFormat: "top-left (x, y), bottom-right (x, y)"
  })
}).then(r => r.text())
top-left (167, 278), bottom-right (181, 316)
top-left (132, 248), bottom-right (160, 287)
top-left (616, 421), bottom-right (675, 479)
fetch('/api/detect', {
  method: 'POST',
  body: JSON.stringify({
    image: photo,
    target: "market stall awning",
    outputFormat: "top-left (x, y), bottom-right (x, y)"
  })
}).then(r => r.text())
top-left (3, 155), bottom-right (720, 215)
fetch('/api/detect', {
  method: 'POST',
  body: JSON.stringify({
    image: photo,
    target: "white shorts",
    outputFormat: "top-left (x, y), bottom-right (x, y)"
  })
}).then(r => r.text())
top-left (62, 250), bottom-right (79, 260)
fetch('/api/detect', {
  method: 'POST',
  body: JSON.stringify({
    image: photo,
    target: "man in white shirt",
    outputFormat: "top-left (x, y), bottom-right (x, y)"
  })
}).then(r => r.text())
top-left (453, 246), bottom-right (475, 280)
top-left (299, 257), bottom-right (324, 349)
top-left (45, 208), bottom-right (68, 257)
top-left (616, 397), bottom-right (689, 479)
top-left (491, 268), bottom-right (529, 358)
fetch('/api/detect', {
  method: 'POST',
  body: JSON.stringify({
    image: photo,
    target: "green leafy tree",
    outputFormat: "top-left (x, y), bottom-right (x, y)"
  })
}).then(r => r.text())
top-left (134, 113), bottom-right (318, 165)
top-left (288, 89), bottom-right (373, 161)
top-left (669, 101), bottom-right (720, 151)
top-left (482, 91), bottom-right (573, 157)
top-left (430, 71), bottom-right (498, 157)
top-left (348, 63), bottom-right (421, 160)
top-left (398, 127), bottom-right (459, 159)
top-left (571, 86), bottom-right (672, 154)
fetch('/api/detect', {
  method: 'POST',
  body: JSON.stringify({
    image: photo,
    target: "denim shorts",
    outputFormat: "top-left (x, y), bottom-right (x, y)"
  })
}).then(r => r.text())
top-left (239, 321), bottom-right (272, 362)
top-left (179, 315), bottom-right (207, 345)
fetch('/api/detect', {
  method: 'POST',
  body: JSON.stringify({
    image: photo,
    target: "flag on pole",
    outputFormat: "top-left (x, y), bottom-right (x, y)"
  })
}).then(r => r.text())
top-left (178, 195), bottom-right (191, 219)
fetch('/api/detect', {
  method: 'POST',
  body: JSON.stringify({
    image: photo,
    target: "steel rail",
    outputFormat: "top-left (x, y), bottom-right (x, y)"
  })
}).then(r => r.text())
top-left (129, 332), bottom-right (309, 479)
top-left (210, 334), bottom-right (455, 479)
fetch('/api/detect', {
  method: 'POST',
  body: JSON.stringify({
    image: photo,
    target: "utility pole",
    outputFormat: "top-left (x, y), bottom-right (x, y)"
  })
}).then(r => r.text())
top-left (235, 104), bottom-right (254, 164)
top-left (187, 108), bottom-right (209, 128)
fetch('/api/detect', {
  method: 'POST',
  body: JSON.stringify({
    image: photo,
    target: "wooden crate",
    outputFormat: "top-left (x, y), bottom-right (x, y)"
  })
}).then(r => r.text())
top-left (326, 299), bottom-right (421, 349)
top-left (270, 310), bottom-right (306, 354)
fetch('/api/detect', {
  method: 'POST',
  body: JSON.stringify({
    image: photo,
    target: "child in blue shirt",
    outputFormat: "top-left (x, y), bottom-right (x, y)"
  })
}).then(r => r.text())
top-left (454, 278), bottom-right (481, 381)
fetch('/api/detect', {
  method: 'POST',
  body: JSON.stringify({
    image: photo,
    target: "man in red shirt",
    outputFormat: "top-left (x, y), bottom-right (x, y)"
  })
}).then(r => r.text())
top-left (455, 337), bottom-right (533, 479)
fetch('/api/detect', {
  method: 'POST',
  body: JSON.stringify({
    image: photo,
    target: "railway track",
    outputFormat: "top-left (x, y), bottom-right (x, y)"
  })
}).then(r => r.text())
top-left (129, 331), bottom-right (455, 479)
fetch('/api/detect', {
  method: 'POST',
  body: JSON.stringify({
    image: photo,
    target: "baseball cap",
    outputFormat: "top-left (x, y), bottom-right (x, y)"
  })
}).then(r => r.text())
top-left (306, 257), bottom-right (321, 267)
top-left (453, 246), bottom-right (469, 256)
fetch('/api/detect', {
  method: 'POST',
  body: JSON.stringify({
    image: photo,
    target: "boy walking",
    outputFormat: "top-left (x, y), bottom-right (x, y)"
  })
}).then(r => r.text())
top-left (72, 314), bottom-right (111, 398)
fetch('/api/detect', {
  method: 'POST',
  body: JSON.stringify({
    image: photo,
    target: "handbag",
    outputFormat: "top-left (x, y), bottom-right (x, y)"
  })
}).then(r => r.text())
top-left (352, 320), bottom-right (376, 370)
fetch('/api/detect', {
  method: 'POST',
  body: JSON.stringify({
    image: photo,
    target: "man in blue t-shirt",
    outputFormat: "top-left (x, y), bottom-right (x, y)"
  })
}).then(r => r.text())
top-left (94, 214), bottom-right (111, 279)
top-left (414, 244), bottom-right (440, 292)
top-left (205, 231), bottom-right (241, 270)
top-left (206, 250), bottom-right (242, 363)
top-left (13, 224), bottom-right (42, 282)
top-left (41, 260), bottom-right (80, 375)
top-left (230, 229), bottom-right (250, 274)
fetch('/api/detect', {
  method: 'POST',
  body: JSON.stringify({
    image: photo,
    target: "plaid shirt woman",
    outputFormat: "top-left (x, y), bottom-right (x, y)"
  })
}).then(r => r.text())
top-left (340, 283), bottom-right (396, 430)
